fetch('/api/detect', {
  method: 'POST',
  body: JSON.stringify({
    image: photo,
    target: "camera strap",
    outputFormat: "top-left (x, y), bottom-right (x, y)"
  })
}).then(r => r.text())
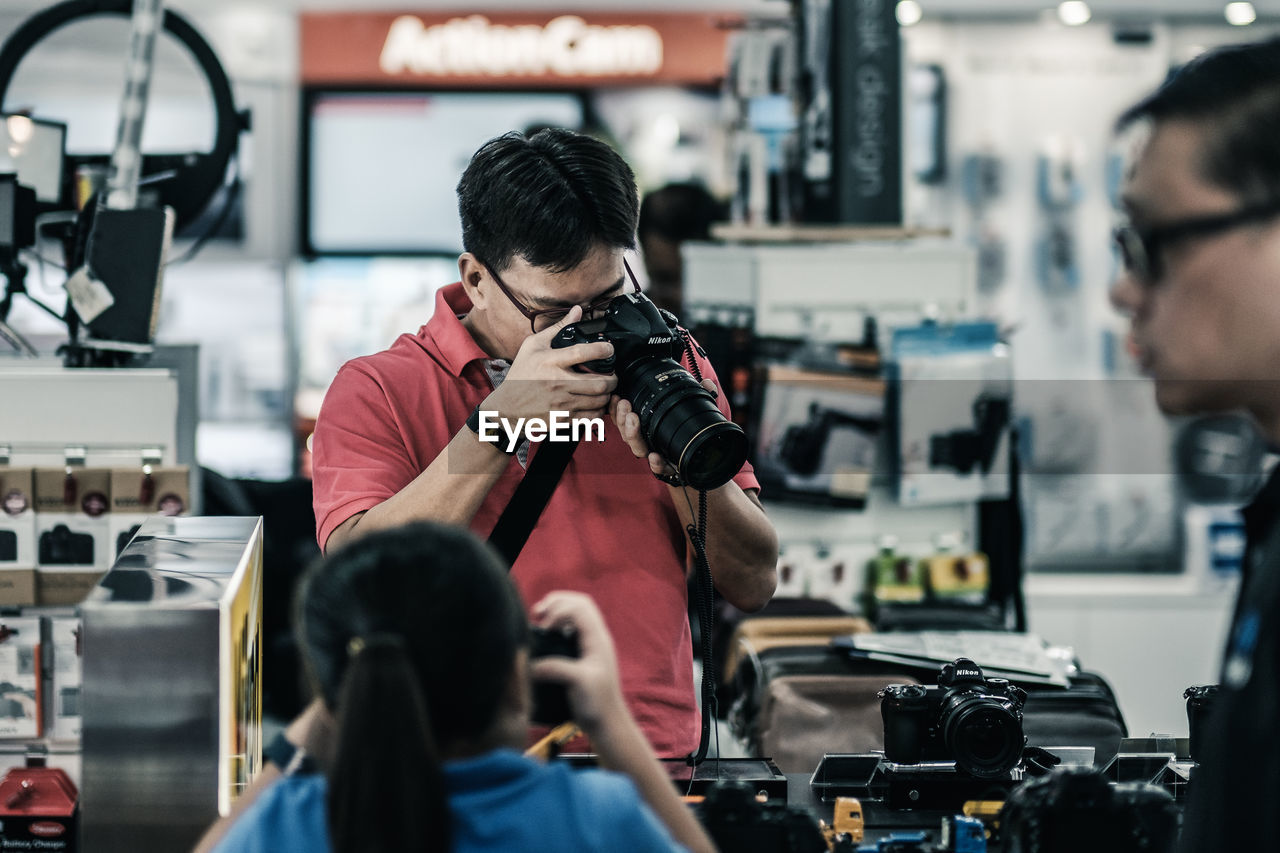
top-left (488, 438), bottom-right (580, 568)
top-left (687, 487), bottom-right (716, 768)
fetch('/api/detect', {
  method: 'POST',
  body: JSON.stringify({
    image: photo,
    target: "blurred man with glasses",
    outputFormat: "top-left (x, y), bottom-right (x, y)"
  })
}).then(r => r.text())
top-left (311, 128), bottom-right (778, 758)
top-left (1110, 38), bottom-right (1280, 851)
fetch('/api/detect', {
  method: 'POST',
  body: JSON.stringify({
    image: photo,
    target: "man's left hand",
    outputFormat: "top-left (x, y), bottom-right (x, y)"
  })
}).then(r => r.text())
top-left (610, 378), bottom-right (720, 483)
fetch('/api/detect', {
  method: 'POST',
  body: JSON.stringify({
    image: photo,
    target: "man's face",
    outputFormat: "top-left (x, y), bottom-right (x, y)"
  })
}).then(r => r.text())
top-left (1110, 119), bottom-right (1280, 418)
top-left (462, 243), bottom-right (628, 361)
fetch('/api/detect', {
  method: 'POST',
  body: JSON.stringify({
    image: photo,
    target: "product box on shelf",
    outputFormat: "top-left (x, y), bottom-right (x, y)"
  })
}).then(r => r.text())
top-left (108, 466), bottom-right (190, 559)
top-left (891, 322), bottom-right (1013, 506)
top-left (34, 468), bottom-right (112, 606)
top-left (0, 617), bottom-right (42, 739)
top-left (0, 467), bottom-right (37, 606)
top-left (922, 549), bottom-right (990, 604)
top-left (0, 763), bottom-right (78, 851)
top-left (48, 617), bottom-right (82, 742)
top-left (752, 365), bottom-right (886, 508)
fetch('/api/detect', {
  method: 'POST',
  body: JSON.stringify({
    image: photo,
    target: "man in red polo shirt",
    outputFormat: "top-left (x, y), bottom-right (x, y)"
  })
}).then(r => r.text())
top-left (311, 128), bottom-right (778, 757)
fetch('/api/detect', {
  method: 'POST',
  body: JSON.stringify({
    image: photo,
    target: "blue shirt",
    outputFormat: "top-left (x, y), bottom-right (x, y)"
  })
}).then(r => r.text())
top-left (213, 748), bottom-right (687, 852)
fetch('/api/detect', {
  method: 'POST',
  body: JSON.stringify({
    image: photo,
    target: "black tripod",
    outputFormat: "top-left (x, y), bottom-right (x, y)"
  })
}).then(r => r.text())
top-left (0, 254), bottom-right (64, 356)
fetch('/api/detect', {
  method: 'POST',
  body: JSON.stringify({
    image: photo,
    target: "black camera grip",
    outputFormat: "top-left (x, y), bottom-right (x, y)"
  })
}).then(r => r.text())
top-left (528, 627), bottom-right (580, 726)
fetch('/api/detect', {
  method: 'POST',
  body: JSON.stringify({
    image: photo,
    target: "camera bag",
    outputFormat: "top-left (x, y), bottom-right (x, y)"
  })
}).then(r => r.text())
top-left (730, 643), bottom-right (1128, 775)
top-left (721, 614), bottom-right (873, 688)
top-left (710, 595), bottom-right (856, 712)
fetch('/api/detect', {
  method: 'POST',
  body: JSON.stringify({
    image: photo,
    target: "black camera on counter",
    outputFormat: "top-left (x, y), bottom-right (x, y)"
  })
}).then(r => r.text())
top-left (1001, 766), bottom-right (1178, 853)
top-left (696, 780), bottom-right (826, 853)
top-left (549, 292), bottom-right (747, 490)
top-left (528, 625), bottom-right (580, 726)
top-left (879, 657), bottom-right (1027, 779)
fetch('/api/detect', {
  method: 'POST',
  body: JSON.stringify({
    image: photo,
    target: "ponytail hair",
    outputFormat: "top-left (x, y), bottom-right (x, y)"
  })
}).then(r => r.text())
top-left (328, 635), bottom-right (448, 853)
top-left (297, 523), bottom-right (528, 853)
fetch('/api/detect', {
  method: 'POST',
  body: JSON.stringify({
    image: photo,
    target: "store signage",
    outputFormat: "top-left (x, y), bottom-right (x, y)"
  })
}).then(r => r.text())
top-left (379, 15), bottom-right (662, 78)
top-left (301, 11), bottom-right (739, 87)
top-left (796, 0), bottom-right (902, 224)
top-left (849, 0), bottom-right (894, 202)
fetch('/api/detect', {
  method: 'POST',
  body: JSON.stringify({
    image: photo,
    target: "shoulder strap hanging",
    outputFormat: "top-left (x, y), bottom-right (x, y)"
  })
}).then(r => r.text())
top-left (488, 439), bottom-right (579, 568)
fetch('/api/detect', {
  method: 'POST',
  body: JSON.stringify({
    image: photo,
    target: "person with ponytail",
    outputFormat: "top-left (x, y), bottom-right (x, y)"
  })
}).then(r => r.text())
top-left (200, 522), bottom-right (716, 853)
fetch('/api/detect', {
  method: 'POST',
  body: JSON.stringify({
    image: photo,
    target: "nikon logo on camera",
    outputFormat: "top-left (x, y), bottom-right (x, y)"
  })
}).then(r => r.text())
top-left (477, 411), bottom-right (605, 454)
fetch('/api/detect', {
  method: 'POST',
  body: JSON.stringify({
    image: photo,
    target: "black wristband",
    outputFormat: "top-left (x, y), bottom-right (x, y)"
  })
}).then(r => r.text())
top-left (466, 404), bottom-right (521, 455)
top-left (264, 731), bottom-right (317, 776)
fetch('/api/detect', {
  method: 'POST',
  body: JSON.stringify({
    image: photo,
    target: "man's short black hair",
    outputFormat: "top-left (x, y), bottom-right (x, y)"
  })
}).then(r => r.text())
top-left (1116, 38), bottom-right (1280, 205)
top-left (457, 128), bottom-right (638, 274)
top-left (638, 182), bottom-right (724, 244)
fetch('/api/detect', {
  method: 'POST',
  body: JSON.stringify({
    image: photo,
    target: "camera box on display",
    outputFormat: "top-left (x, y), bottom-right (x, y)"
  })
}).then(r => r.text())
top-left (891, 323), bottom-right (1012, 506)
top-left (752, 365), bottom-right (885, 507)
top-left (108, 466), bottom-right (190, 560)
top-left (922, 549), bottom-right (989, 604)
top-left (34, 468), bottom-right (112, 605)
top-left (0, 617), bottom-right (42, 739)
top-left (0, 467), bottom-right (37, 606)
top-left (48, 618), bottom-right (81, 742)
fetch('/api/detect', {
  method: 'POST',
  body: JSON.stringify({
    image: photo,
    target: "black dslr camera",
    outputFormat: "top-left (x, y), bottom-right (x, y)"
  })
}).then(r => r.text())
top-left (880, 657), bottom-right (1027, 779)
top-left (549, 292), bottom-right (747, 490)
top-left (528, 625), bottom-right (580, 726)
top-left (696, 780), bottom-right (827, 853)
top-left (1000, 766), bottom-right (1178, 853)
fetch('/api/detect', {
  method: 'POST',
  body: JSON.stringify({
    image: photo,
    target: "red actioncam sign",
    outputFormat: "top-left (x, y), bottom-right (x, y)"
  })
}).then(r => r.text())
top-left (301, 11), bottom-right (740, 87)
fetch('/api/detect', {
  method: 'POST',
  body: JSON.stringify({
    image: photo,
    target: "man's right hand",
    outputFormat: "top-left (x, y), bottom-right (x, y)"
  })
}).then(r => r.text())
top-left (485, 306), bottom-right (618, 422)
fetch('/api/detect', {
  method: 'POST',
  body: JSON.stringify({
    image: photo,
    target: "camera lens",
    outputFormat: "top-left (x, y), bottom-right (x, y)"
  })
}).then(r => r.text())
top-left (621, 357), bottom-right (747, 490)
top-left (941, 692), bottom-right (1024, 778)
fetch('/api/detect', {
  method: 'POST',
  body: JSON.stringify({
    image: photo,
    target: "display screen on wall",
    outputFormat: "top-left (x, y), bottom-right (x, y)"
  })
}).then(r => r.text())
top-left (304, 91), bottom-right (584, 254)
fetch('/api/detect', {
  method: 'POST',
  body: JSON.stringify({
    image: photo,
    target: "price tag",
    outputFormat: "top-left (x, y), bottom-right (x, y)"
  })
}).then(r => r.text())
top-left (65, 266), bottom-right (116, 324)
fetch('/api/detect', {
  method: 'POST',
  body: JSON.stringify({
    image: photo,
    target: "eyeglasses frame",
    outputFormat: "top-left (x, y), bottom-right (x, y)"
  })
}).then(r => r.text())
top-left (482, 256), bottom-right (642, 333)
top-left (1113, 201), bottom-right (1280, 284)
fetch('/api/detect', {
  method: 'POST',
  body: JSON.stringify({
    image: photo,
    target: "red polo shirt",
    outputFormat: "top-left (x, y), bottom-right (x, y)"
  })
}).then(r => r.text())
top-left (312, 283), bottom-right (758, 757)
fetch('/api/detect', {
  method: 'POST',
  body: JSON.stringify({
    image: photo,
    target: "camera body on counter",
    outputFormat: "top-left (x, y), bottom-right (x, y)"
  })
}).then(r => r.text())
top-left (1001, 766), bottom-right (1177, 853)
top-left (880, 658), bottom-right (1028, 779)
top-left (696, 780), bottom-right (826, 853)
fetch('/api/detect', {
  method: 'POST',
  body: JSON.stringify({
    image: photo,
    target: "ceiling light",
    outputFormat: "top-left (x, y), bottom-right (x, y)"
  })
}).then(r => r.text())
top-left (896, 0), bottom-right (923, 27)
top-left (1058, 1), bottom-right (1092, 26)
top-left (1225, 2), bottom-right (1256, 26)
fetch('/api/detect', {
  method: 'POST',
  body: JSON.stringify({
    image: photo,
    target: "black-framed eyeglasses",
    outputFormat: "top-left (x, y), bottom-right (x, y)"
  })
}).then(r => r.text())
top-left (1113, 201), bottom-right (1280, 284)
top-left (484, 257), bottom-right (642, 333)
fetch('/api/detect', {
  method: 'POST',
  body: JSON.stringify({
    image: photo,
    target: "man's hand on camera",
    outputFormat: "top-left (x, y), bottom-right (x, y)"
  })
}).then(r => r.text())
top-left (487, 306), bottom-right (618, 423)
top-left (611, 378), bottom-right (720, 483)
top-left (529, 591), bottom-right (625, 739)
